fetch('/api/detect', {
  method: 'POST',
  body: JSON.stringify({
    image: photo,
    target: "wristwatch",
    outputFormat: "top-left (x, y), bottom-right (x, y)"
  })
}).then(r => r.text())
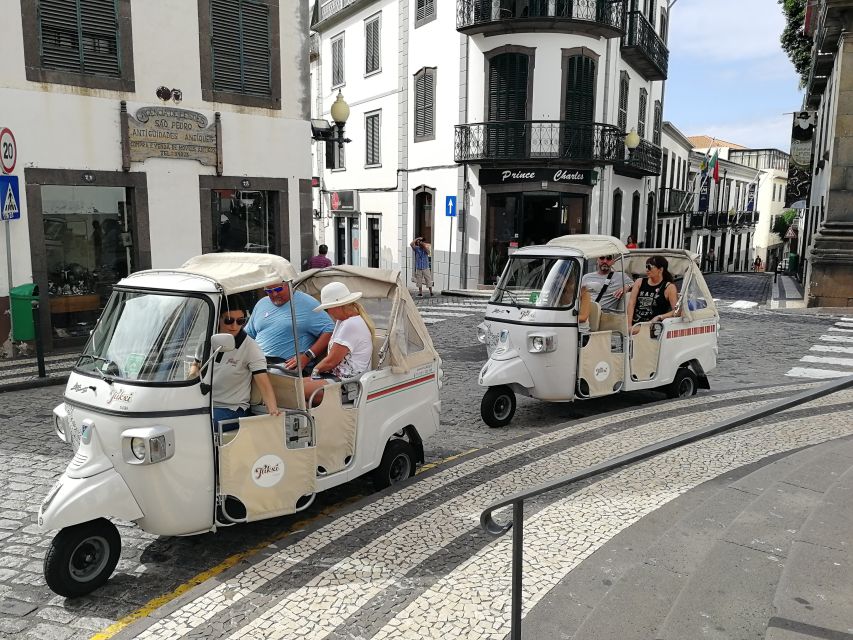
top-left (305, 348), bottom-right (315, 361)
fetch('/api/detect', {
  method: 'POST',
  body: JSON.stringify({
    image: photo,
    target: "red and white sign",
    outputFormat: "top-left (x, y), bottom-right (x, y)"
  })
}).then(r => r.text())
top-left (0, 128), bottom-right (16, 175)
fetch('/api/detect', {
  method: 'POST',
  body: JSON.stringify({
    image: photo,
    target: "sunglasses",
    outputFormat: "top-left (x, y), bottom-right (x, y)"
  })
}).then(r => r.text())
top-left (223, 316), bottom-right (247, 326)
top-left (600, 255), bottom-right (614, 261)
top-left (645, 263), bottom-right (657, 270)
top-left (264, 286), bottom-right (285, 295)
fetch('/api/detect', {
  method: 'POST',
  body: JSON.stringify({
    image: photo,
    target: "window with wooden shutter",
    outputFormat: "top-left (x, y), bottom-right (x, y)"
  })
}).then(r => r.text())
top-left (365, 111), bottom-right (381, 166)
top-left (211, 0), bottom-right (271, 97)
top-left (637, 88), bottom-right (647, 138)
top-left (487, 50), bottom-right (531, 159)
top-left (332, 34), bottom-right (345, 88)
top-left (653, 99), bottom-right (662, 145)
top-left (564, 55), bottom-right (596, 122)
top-left (618, 71), bottom-right (629, 133)
top-left (415, 0), bottom-right (436, 28)
top-left (414, 67), bottom-right (436, 142)
top-left (32, 0), bottom-right (135, 90)
top-left (365, 14), bottom-right (381, 75)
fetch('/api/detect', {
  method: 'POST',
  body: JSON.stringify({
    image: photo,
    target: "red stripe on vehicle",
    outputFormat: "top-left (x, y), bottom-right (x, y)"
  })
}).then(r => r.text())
top-left (367, 374), bottom-right (435, 402)
top-left (666, 324), bottom-right (716, 339)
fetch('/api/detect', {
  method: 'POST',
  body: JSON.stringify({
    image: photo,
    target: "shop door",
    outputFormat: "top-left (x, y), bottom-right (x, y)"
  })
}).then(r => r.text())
top-left (213, 190), bottom-right (274, 253)
top-left (487, 53), bottom-right (529, 159)
top-left (349, 217), bottom-right (360, 266)
top-left (368, 217), bottom-right (380, 268)
top-left (485, 194), bottom-right (520, 284)
top-left (335, 217), bottom-right (347, 265)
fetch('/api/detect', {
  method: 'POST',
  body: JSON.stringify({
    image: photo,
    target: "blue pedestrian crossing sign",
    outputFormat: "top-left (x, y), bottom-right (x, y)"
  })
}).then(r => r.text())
top-left (445, 195), bottom-right (457, 217)
top-left (0, 175), bottom-right (20, 221)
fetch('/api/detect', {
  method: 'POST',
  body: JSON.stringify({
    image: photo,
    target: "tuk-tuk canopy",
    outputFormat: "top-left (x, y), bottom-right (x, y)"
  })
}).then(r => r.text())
top-left (176, 253), bottom-right (298, 295)
top-left (546, 235), bottom-right (628, 258)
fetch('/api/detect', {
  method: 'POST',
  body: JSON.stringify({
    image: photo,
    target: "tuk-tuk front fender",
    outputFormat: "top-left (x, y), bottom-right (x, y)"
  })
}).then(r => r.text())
top-left (38, 469), bottom-right (144, 532)
top-left (479, 355), bottom-right (534, 390)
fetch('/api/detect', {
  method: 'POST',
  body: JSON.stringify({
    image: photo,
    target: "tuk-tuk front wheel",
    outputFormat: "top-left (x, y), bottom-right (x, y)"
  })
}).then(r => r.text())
top-left (481, 386), bottom-right (516, 428)
top-left (44, 518), bottom-right (121, 598)
top-left (372, 439), bottom-right (416, 490)
top-left (667, 368), bottom-right (698, 399)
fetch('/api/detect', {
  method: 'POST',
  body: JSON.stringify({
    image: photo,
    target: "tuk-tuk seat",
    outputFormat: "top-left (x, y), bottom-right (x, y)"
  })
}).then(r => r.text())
top-left (587, 301), bottom-right (601, 332)
top-left (597, 311), bottom-right (626, 334)
top-left (250, 368), bottom-right (306, 411)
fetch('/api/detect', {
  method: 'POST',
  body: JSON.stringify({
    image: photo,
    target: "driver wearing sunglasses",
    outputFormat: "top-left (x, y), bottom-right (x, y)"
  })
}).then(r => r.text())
top-left (244, 281), bottom-right (334, 369)
top-left (190, 297), bottom-right (281, 430)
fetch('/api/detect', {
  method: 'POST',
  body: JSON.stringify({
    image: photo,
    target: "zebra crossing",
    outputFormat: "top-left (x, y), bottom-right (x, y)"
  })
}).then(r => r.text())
top-left (415, 298), bottom-right (487, 325)
top-left (786, 316), bottom-right (853, 380)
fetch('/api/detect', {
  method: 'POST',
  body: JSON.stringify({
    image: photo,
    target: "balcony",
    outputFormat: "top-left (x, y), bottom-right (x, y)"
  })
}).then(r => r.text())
top-left (621, 11), bottom-right (668, 81)
top-left (455, 120), bottom-right (661, 176)
top-left (658, 188), bottom-right (693, 215)
top-left (687, 211), bottom-right (758, 230)
top-left (456, 0), bottom-right (625, 38)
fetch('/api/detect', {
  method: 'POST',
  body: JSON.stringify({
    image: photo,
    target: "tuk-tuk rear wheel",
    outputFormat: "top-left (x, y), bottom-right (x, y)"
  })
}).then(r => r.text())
top-left (44, 518), bottom-right (121, 598)
top-left (481, 386), bottom-right (516, 428)
top-left (667, 368), bottom-right (698, 399)
top-left (372, 439), bottom-right (416, 490)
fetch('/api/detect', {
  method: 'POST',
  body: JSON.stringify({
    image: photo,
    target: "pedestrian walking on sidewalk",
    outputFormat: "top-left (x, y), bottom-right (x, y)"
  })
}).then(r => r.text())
top-left (410, 237), bottom-right (434, 297)
top-left (706, 247), bottom-right (716, 273)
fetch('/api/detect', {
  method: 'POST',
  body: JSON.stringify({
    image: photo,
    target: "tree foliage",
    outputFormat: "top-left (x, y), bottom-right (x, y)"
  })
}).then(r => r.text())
top-left (773, 209), bottom-right (799, 236)
top-left (779, 0), bottom-right (813, 86)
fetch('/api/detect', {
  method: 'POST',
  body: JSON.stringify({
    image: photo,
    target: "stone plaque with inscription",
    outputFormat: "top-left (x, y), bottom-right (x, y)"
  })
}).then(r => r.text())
top-left (126, 106), bottom-right (218, 166)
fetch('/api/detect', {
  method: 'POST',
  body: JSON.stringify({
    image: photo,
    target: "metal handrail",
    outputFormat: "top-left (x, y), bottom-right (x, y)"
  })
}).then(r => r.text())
top-left (456, 0), bottom-right (625, 32)
top-left (622, 10), bottom-right (669, 78)
top-left (480, 374), bottom-right (853, 639)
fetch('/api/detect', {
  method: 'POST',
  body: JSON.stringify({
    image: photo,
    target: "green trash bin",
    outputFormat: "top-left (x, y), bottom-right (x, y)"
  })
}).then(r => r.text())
top-left (10, 283), bottom-right (39, 341)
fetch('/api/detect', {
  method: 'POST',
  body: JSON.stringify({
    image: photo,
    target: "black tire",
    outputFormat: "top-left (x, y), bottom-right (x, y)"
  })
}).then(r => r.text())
top-left (481, 385), bottom-right (516, 428)
top-left (667, 368), bottom-right (698, 399)
top-left (372, 439), bottom-right (416, 490)
top-left (43, 518), bottom-right (121, 598)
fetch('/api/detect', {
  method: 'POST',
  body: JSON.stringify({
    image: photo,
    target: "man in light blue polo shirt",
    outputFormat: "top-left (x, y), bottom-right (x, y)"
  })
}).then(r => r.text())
top-left (245, 282), bottom-right (334, 369)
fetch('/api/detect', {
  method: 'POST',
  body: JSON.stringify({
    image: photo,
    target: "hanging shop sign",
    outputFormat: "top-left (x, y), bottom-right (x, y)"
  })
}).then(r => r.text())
top-left (330, 190), bottom-right (358, 212)
top-left (479, 168), bottom-right (592, 186)
top-left (123, 105), bottom-right (219, 167)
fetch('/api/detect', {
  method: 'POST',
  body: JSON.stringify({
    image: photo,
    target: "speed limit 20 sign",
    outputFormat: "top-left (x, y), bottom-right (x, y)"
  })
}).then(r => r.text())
top-left (0, 128), bottom-right (17, 175)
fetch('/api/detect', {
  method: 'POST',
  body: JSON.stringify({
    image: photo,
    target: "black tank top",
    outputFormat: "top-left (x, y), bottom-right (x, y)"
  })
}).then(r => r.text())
top-left (633, 278), bottom-right (672, 323)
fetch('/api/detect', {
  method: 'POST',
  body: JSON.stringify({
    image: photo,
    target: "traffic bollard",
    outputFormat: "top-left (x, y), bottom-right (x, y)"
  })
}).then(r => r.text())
top-left (31, 300), bottom-right (46, 378)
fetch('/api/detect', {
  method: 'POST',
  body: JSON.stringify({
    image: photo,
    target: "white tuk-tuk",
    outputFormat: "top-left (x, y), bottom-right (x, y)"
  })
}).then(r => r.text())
top-left (39, 254), bottom-right (441, 597)
top-left (477, 235), bottom-right (719, 427)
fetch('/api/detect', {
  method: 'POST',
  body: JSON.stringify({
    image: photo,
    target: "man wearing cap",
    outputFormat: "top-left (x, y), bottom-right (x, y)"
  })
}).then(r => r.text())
top-left (245, 282), bottom-right (334, 369)
top-left (581, 255), bottom-right (634, 312)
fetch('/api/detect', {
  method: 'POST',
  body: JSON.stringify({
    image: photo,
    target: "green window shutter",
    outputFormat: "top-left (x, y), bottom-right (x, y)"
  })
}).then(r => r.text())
top-left (618, 72), bottom-right (629, 132)
top-left (365, 18), bottom-right (380, 74)
top-left (332, 37), bottom-right (344, 87)
top-left (414, 68), bottom-right (435, 140)
top-left (564, 55), bottom-right (595, 122)
top-left (488, 53), bottom-right (528, 121)
top-left (39, 0), bottom-right (120, 76)
top-left (366, 113), bottom-right (380, 165)
top-left (416, 0), bottom-right (435, 23)
top-left (211, 0), bottom-right (271, 97)
top-left (638, 88), bottom-right (647, 138)
top-left (653, 100), bottom-right (662, 145)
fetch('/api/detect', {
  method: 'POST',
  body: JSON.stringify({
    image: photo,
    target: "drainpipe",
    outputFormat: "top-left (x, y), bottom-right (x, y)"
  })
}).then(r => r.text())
top-left (461, 35), bottom-right (470, 289)
top-left (597, 33), bottom-right (615, 234)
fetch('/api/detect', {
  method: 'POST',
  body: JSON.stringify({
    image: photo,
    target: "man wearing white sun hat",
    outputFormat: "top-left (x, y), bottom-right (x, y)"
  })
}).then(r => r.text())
top-left (302, 282), bottom-right (376, 404)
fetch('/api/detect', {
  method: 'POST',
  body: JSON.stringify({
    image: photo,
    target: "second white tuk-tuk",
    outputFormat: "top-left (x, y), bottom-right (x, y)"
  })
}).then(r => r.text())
top-left (477, 235), bottom-right (719, 427)
top-left (38, 254), bottom-right (441, 597)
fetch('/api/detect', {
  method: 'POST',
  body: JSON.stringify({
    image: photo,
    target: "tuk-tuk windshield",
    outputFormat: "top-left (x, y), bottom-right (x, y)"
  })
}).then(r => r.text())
top-left (491, 256), bottom-right (580, 308)
top-left (76, 290), bottom-right (211, 383)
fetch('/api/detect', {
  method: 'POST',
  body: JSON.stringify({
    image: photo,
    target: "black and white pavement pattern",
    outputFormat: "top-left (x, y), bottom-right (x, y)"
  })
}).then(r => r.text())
top-left (0, 274), bottom-right (850, 639)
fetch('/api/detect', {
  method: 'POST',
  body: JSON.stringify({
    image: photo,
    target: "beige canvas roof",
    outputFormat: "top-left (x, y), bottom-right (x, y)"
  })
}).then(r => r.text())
top-left (174, 253), bottom-right (298, 295)
top-left (546, 235), bottom-right (629, 258)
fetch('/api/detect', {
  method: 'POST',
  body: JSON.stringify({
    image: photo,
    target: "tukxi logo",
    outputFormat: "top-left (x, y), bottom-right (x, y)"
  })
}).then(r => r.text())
top-left (252, 454), bottom-right (285, 488)
top-left (594, 361), bottom-right (611, 382)
top-left (107, 389), bottom-right (134, 405)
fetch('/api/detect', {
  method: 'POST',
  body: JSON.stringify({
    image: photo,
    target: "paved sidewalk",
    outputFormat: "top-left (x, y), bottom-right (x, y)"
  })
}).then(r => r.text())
top-left (0, 350), bottom-right (76, 392)
top-left (107, 381), bottom-right (853, 640)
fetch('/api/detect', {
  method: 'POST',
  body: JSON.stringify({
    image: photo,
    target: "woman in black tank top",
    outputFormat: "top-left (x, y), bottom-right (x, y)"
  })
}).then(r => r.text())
top-left (627, 255), bottom-right (679, 333)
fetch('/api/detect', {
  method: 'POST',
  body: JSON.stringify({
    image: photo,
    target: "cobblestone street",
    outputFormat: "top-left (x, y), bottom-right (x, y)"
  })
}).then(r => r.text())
top-left (0, 273), bottom-right (849, 639)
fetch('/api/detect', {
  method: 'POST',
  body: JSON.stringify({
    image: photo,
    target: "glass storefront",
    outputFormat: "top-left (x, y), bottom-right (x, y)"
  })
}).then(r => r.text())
top-left (41, 185), bottom-right (133, 340)
top-left (212, 189), bottom-right (274, 252)
top-left (485, 191), bottom-right (586, 283)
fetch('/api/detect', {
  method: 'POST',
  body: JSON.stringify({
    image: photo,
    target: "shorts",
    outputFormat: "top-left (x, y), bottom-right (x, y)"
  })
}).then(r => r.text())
top-left (412, 268), bottom-right (433, 286)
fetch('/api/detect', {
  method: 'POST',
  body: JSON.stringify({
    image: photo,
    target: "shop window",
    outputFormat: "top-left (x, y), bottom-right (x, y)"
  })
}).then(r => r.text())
top-left (41, 185), bottom-right (133, 340)
top-left (200, 0), bottom-right (281, 109)
top-left (212, 190), bottom-right (275, 253)
top-left (414, 67), bottom-right (436, 142)
top-left (365, 13), bottom-right (381, 75)
top-left (23, 0), bottom-right (135, 91)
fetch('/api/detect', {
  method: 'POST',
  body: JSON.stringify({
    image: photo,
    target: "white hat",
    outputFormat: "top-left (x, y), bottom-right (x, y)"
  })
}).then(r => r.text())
top-left (314, 281), bottom-right (362, 311)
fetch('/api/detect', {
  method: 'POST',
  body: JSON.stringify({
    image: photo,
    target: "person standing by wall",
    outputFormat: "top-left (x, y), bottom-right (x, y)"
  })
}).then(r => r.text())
top-left (410, 237), bottom-right (434, 297)
top-left (307, 244), bottom-right (333, 269)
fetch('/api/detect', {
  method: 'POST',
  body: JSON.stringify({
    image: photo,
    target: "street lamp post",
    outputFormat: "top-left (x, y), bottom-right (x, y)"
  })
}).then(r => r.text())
top-left (311, 91), bottom-right (352, 162)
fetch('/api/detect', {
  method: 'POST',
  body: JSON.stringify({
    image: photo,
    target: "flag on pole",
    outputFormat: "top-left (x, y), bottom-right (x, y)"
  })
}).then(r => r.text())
top-left (709, 150), bottom-right (720, 183)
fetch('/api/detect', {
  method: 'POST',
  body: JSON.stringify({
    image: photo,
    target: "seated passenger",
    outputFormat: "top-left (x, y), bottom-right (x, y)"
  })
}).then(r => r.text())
top-left (191, 296), bottom-right (280, 429)
top-left (626, 255), bottom-right (679, 334)
top-left (303, 282), bottom-right (375, 405)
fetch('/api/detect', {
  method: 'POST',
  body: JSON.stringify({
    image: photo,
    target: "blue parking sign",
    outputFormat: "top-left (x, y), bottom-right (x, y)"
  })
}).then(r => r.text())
top-left (445, 195), bottom-right (457, 217)
top-left (0, 175), bottom-right (20, 221)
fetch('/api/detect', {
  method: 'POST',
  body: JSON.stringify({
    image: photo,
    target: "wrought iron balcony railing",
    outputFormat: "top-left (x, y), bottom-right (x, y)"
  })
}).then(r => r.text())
top-left (621, 10), bottom-right (668, 80)
top-left (455, 121), bottom-right (662, 176)
top-left (687, 210), bottom-right (758, 230)
top-left (659, 188), bottom-right (693, 215)
top-left (456, 0), bottom-right (625, 37)
top-left (455, 120), bottom-right (624, 164)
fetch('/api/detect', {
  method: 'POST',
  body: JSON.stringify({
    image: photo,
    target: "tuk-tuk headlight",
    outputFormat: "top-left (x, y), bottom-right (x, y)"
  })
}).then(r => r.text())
top-left (53, 404), bottom-right (69, 442)
top-left (123, 426), bottom-right (175, 465)
top-left (476, 324), bottom-right (487, 344)
top-left (527, 334), bottom-right (556, 353)
top-left (130, 437), bottom-right (146, 460)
